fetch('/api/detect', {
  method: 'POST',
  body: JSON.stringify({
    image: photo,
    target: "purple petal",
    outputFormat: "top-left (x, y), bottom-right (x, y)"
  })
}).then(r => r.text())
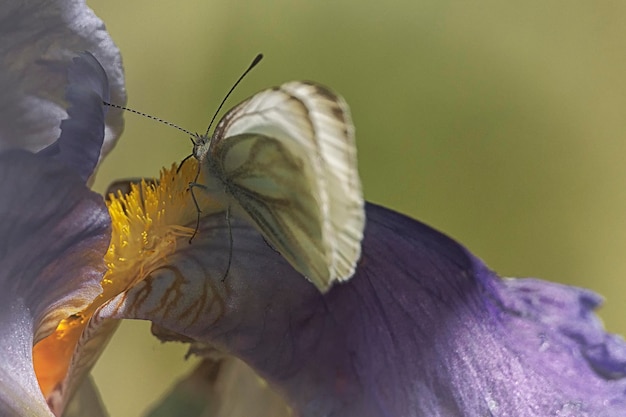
top-left (40, 52), bottom-right (109, 182)
top-left (0, 150), bottom-right (110, 416)
top-left (0, 0), bottom-right (125, 159)
top-left (101, 203), bottom-right (626, 417)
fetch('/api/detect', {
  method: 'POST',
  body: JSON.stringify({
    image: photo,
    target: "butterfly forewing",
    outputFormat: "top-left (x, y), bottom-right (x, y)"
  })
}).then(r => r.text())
top-left (280, 82), bottom-right (364, 281)
top-left (207, 81), bottom-right (364, 292)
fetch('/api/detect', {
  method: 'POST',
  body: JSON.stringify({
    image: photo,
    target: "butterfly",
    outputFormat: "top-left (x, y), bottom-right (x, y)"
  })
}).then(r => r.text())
top-left (191, 80), bottom-right (365, 292)
top-left (98, 48), bottom-right (365, 293)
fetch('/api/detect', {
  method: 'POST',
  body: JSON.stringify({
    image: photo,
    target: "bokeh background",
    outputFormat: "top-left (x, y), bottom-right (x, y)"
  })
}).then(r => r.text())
top-left (87, 1), bottom-right (626, 416)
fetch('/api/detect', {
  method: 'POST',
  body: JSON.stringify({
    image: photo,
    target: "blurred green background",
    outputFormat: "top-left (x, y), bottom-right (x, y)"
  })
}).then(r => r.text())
top-left (88, 1), bottom-right (626, 416)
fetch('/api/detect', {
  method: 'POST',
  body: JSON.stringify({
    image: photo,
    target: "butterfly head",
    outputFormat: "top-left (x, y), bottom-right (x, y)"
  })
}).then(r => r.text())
top-left (191, 132), bottom-right (211, 162)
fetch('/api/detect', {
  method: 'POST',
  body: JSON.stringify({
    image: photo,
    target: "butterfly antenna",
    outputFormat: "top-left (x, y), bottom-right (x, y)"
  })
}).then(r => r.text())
top-left (103, 101), bottom-right (196, 137)
top-left (204, 53), bottom-right (263, 137)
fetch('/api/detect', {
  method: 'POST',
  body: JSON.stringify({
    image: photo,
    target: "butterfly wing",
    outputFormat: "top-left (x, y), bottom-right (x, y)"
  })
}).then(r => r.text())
top-left (208, 81), bottom-right (364, 292)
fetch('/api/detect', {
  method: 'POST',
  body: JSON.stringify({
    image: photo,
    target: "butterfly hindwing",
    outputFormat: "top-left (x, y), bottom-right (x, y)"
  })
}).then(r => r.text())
top-left (211, 133), bottom-right (331, 283)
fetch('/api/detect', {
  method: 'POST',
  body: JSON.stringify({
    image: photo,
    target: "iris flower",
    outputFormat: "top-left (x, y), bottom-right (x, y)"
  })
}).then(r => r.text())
top-left (2, 1), bottom-right (626, 416)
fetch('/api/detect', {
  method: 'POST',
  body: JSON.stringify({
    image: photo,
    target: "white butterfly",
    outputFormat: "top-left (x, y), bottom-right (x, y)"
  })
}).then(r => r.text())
top-left (192, 81), bottom-right (365, 292)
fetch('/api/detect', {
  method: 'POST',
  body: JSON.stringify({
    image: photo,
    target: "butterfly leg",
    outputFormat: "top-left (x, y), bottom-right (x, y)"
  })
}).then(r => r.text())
top-left (188, 181), bottom-right (207, 243)
top-left (221, 206), bottom-right (234, 283)
top-left (176, 153), bottom-right (194, 174)
top-left (186, 188), bottom-right (234, 283)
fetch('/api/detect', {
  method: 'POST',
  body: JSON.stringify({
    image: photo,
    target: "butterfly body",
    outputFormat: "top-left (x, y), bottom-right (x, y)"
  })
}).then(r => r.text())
top-left (191, 133), bottom-right (225, 198)
top-left (194, 81), bottom-right (364, 293)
